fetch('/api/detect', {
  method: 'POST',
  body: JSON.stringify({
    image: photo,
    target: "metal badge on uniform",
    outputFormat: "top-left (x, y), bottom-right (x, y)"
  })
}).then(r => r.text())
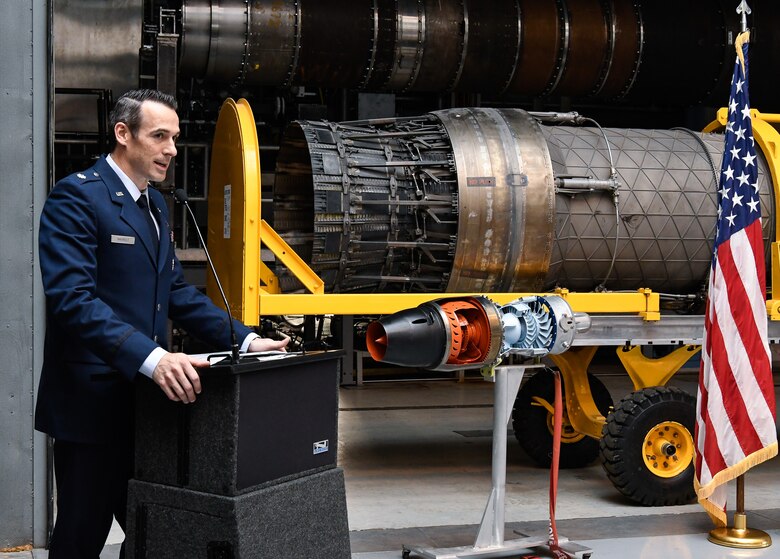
top-left (116, 191), bottom-right (124, 197)
top-left (111, 234), bottom-right (136, 245)
top-left (77, 173), bottom-right (86, 179)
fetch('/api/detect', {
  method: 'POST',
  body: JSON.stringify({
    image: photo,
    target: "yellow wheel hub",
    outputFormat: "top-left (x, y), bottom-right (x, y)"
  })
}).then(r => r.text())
top-left (532, 396), bottom-right (586, 444)
top-left (547, 412), bottom-right (586, 444)
top-left (642, 421), bottom-right (694, 478)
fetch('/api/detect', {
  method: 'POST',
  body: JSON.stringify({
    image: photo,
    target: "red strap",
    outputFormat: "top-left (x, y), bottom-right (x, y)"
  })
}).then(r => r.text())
top-left (547, 370), bottom-right (569, 559)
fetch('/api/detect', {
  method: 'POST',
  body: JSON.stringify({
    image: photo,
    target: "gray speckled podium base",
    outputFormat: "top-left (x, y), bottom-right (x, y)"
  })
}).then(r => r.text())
top-left (126, 467), bottom-right (351, 559)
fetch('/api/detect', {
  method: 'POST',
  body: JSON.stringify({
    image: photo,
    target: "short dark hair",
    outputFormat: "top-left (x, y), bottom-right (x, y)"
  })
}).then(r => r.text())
top-left (109, 89), bottom-right (178, 149)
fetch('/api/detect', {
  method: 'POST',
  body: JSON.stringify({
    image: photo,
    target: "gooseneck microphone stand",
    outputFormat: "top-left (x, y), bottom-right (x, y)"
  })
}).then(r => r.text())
top-left (174, 188), bottom-right (240, 364)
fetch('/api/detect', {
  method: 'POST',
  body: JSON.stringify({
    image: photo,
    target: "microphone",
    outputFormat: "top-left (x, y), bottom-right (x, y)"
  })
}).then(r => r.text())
top-left (174, 188), bottom-right (240, 364)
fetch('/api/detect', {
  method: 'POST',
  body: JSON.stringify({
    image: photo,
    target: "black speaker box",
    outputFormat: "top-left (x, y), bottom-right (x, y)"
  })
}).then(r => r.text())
top-left (133, 352), bottom-right (342, 494)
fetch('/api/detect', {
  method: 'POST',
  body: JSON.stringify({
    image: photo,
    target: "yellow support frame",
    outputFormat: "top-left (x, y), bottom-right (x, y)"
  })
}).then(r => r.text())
top-left (259, 219), bottom-right (324, 295)
top-left (256, 288), bottom-right (660, 316)
top-left (548, 347), bottom-right (604, 439)
top-left (542, 344), bottom-right (701, 440)
top-left (617, 345), bottom-right (702, 390)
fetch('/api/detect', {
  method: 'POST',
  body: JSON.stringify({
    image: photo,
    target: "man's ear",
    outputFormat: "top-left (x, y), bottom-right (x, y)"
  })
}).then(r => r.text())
top-left (114, 122), bottom-right (131, 147)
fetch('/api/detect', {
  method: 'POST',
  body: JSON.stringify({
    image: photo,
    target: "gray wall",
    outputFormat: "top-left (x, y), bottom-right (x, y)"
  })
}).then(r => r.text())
top-left (54, 0), bottom-right (141, 132)
top-left (0, 0), bottom-right (50, 548)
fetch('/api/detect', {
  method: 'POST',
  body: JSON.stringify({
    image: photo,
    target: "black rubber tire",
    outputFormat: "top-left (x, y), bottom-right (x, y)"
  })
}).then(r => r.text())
top-left (512, 368), bottom-right (613, 468)
top-left (599, 386), bottom-right (697, 506)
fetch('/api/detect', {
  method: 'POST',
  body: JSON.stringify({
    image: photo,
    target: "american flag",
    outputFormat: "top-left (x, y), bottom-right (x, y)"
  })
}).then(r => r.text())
top-left (694, 31), bottom-right (778, 527)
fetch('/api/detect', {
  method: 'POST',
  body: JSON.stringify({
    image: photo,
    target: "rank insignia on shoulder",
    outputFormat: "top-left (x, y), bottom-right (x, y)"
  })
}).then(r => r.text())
top-left (116, 191), bottom-right (124, 196)
top-left (77, 173), bottom-right (87, 179)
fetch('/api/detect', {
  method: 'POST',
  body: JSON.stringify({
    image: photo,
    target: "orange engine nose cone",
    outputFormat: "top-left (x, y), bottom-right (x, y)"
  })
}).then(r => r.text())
top-left (364, 297), bottom-right (500, 370)
top-left (366, 321), bottom-right (388, 361)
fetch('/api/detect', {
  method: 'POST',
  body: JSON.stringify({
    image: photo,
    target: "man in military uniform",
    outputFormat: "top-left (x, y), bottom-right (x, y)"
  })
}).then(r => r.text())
top-left (37, 89), bottom-right (289, 558)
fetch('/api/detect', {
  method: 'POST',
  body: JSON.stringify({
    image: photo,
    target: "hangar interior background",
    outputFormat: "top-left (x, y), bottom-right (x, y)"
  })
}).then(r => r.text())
top-left (2, 0), bottom-right (780, 554)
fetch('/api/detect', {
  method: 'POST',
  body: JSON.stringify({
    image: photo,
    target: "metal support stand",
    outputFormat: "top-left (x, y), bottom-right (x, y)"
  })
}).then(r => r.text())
top-left (403, 365), bottom-right (592, 559)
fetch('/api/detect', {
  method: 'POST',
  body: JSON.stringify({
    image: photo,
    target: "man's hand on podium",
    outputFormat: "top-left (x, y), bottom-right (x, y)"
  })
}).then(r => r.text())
top-left (153, 352), bottom-right (210, 403)
top-left (248, 335), bottom-right (291, 353)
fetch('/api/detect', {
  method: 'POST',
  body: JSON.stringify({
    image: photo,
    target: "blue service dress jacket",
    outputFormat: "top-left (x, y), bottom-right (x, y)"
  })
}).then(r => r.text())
top-left (36, 156), bottom-right (252, 444)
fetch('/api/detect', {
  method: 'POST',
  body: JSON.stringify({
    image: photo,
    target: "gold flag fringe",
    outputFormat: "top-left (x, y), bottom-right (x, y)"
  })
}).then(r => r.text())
top-left (694, 441), bottom-right (778, 527)
top-left (735, 30), bottom-right (750, 75)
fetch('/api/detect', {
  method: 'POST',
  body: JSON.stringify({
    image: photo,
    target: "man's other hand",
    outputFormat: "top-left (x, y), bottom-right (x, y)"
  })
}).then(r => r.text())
top-left (152, 353), bottom-right (210, 403)
top-left (248, 335), bottom-right (290, 353)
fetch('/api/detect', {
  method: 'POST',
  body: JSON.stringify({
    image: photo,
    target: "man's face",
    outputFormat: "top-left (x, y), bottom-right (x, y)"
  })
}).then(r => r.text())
top-left (115, 100), bottom-right (180, 187)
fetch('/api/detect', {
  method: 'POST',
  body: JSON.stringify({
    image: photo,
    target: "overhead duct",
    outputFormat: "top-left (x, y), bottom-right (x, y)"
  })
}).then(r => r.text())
top-left (180, 0), bottom-right (780, 106)
top-left (273, 107), bottom-right (774, 295)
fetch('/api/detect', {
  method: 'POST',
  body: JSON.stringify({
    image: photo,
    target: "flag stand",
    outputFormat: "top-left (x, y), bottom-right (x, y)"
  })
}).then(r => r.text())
top-left (708, 475), bottom-right (772, 548)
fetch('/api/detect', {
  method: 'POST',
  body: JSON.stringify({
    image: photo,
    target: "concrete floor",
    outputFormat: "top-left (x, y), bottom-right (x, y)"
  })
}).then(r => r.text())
top-left (340, 368), bottom-right (780, 558)
top-left (12, 364), bottom-right (778, 559)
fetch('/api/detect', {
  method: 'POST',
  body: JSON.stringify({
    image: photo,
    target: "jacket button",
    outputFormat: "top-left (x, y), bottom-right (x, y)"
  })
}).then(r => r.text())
top-left (153, 335), bottom-right (158, 342)
top-left (157, 304), bottom-right (161, 312)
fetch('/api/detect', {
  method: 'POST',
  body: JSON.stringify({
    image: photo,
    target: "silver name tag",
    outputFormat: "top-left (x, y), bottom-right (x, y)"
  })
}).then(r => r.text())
top-left (111, 235), bottom-right (136, 245)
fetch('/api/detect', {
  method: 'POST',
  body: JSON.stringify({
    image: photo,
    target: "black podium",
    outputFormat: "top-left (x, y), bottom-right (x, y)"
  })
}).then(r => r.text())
top-left (126, 351), bottom-right (351, 558)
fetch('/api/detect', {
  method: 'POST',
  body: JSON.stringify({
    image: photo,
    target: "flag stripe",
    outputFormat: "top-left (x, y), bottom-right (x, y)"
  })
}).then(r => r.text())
top-left (696, 373), bottom-right (726, 482)
top-left (709, 243), bottom-right (763, 457)
top-left (728, 226), bottom-right (770, 379)
top-left (696, 293), bottom-right (717, 482)
top-left (744, 221), bottom-right (776, 408)
top-left (732, 224), bottom-right (776, 440)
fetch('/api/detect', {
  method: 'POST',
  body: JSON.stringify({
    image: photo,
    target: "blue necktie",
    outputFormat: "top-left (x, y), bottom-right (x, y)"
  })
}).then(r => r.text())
top-left (137, 193), bottom-right (159, 254)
